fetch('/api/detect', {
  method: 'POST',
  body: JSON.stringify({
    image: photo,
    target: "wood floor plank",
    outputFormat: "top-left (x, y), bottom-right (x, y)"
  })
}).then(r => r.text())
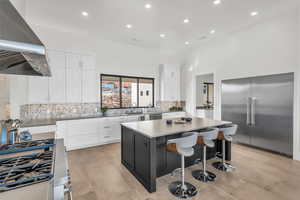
top-left (68, 143), bottom-right (300, 200)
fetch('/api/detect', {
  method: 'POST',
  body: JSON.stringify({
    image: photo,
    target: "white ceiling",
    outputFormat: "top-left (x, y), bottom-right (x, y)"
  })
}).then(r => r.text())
top-left (23, 0), bottom-right (299, 52)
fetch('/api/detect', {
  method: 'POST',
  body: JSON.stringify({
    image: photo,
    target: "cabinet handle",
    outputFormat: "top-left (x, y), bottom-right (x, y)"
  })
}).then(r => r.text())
top-left (104, 126), bottom-right (110, 129)
top-left (104, 136), bottom-right (110, 138)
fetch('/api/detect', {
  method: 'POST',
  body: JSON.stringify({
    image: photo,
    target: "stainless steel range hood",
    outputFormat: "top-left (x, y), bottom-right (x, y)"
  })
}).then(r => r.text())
top-left (0, 0), bottom-right (51, 76)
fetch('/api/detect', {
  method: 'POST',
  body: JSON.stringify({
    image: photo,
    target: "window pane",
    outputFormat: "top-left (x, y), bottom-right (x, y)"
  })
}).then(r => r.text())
top-left (101, 76), bottom-right (120, 108)
top-left (139, 78), bottom-right (153, 107)
top-left (121, 77), bottom-right (138, 107)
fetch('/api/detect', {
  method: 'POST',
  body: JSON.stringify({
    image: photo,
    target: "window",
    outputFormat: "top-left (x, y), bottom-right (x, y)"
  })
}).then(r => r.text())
top-left (101, 74), bottom-right (154, 108)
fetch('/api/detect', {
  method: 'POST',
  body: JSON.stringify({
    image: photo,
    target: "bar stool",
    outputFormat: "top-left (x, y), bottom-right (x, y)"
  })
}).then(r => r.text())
top-left (212, 124), bottom-right (238, 172)
top-left (167, 132), bottom-right (198, 199)
top-left (192, 128), bottom-right (219, 182)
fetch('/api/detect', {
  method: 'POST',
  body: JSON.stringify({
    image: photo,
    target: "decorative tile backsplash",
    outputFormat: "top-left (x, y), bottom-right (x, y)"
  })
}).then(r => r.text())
top-left (157, 101), bottom-right (185, 112)
top-left (19, 101), bottom-right (185, 121)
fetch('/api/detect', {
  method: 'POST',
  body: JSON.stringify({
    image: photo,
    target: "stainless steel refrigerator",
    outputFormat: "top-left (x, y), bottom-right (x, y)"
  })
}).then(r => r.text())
top-left (221, 73), bottom-right (294, 156)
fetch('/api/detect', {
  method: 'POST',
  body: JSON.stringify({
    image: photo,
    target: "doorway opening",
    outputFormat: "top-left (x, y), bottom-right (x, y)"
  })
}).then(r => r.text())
top-left (195, 73), bottom-right (214, 119)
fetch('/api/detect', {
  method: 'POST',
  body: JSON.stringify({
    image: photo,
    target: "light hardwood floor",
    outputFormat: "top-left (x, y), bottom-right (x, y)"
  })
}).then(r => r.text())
top-left (68, 143), bottom-right (300, 200)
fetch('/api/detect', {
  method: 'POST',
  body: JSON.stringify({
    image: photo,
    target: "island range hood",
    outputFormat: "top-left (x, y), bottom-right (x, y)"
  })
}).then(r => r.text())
top-left (0, 0), bottom-right (51, 76)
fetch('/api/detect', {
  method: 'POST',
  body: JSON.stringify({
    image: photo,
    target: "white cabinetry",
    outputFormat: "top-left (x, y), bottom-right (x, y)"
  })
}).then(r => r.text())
top-left (66, 118), bottom-right (100, 150)
top-left (66, 67), bottom-right (82, 103)
top-left (26, 50), bottom-right (97, 104)
top-left (66, 53), bottom-right (83, 103)
top-left (160, 65), bottom-right (181, 101)
top-left (56, 115), bottom-right (139, 151)
top-left (82, 69), bottom-right (98, 102)
top-left (48, 50), bottom-right (66, 103)
top-left (28, 77), bottom-right (49, 104)
top-left (49, 68), bottom-right (66, 103)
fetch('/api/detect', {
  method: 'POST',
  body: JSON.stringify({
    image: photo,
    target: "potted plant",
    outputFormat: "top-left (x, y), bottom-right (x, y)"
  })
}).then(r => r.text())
top-left (101, 106), bottom-right (109, 116)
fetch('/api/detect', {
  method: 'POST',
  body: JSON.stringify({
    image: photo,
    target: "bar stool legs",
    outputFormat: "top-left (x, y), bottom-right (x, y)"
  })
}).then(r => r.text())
top-left (169, 155), bottom-right (197, 198)
top-left (212, 140), bottom-right (235, 172)
top-left (192, 145), bottom-right (216, 182)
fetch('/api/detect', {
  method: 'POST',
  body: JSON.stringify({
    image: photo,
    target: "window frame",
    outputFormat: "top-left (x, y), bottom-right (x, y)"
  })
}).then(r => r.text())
top-left (100, 74), bottom-right (155, 109)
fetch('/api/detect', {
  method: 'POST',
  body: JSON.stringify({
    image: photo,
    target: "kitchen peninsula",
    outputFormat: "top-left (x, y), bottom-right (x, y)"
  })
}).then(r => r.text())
top-left (121, 117), bottom-right (231, 193)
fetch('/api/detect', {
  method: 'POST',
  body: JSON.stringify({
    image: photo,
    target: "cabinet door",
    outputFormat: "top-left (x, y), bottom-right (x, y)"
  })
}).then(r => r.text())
top-left (66, 53), bottom-right (82, 69)
top-left (66, 68), bottom-right (82, 103)
top-left (81, 55), bottom-right (96, 70)
top-left (49, 68), bottom-right (66, 103)
top-left (122, 127), bottom-right (135, 169)
top-left (82, 69), bottom-right (97, 103)
top-left (47, 50), bottom-right (66, 70)
top-left (134, 133), bottom-right (150, 183)
top-left (47, 51), bottom-right (66, 103)
top-left (28, 76), bottom-right (49, 104)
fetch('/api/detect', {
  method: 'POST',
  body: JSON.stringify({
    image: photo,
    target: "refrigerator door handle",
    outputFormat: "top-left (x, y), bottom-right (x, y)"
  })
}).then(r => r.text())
top-left (251, 97), bottom-right (256, 126)
top-left (246, 97), bottom-right (251, 125)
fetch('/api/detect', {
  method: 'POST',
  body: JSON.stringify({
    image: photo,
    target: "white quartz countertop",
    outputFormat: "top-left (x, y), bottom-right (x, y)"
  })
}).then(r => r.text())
top-left (121, 117), bottom-right (231, 138)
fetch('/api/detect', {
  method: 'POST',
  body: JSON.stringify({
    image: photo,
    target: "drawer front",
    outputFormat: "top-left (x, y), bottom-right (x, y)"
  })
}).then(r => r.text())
top-left (67, 119), bottom-right (100, 135)
top-left (67, 133), bottom-right (99, 150)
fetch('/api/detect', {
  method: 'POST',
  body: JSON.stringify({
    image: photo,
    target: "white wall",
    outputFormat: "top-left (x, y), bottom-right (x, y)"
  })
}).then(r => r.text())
top-left (181, 9), bottom-right (300, 160)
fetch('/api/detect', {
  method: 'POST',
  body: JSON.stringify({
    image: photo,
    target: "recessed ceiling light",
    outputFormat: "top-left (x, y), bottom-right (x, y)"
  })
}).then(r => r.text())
top-left (185, 41), bottom-right (190, 45)
top-left (126, 24), bottom-right (132, 29)
top-left (183, 18), bottom-right (190, 24)
top-left (213, 0), bottom-right (221, 5)
top-left (210, 30), bottom-right (216, 34)
top-left (160, 34), bottom-right (166, 38)
top-left (250, 11), bottom-right (258, 16)
top-left (145, 4), bottom-right (152, 9)
top-left (81, 11), bottom-right (88, 16)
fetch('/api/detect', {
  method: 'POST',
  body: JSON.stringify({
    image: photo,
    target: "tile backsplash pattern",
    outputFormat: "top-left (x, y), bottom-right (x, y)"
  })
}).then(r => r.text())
top-left (157, 101), bottom-right (185, 112)
top-left (20, 101), bottom-right (185, 121)
top-left (20, 103), bottom-right (160, 120)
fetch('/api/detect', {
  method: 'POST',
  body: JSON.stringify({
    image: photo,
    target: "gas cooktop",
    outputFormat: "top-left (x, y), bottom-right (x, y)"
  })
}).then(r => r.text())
top-left (0, 151), bottom-right (54, 192)
top-left (0, 139), bottom-right (54, 155)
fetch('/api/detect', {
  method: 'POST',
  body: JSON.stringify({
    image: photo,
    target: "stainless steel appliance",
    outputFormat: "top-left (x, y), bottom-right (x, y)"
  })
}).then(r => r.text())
top-left (0, 139), bottom-right (71, 200)
top-left (222, 73), bottom-right (294, 156)
top-left (149, 113), bottom-right (162, 120)
top-left (0, 0), bottom-right (51, 76)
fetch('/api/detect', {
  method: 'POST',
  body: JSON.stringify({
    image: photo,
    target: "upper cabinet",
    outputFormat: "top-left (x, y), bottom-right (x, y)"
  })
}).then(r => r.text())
top-left (27, 50), bottom-right (97, 104)
top-left (48, 50), bottom-right (67, 103)
top-left (28, 76), bottom-right (49, 104)
top-left (159, 65), bottom-right (181, 101)
top-left (81, 55), bottom-right (96, 70)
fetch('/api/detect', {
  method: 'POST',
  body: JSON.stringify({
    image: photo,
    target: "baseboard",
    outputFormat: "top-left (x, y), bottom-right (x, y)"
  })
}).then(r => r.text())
top-left (67, 139), bottom-right (121, 151)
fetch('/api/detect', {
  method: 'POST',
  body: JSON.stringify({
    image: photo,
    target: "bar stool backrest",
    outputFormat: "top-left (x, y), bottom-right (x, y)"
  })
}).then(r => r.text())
top-left (220, 124), bottom-right (238, 136)
top-left (167, 132), bottom-right (198, 149)
top-left (199, 128), bottom-right (219, 140)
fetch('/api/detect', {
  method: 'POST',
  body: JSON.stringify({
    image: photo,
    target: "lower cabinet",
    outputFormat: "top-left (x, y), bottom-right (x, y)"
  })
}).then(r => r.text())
top-left (121, 127), bottom-right (135, 169)
top-left (57, 116), bottom-right (139, 151)
top-left (134, 134), bottom-right (150, 182)
top-left (121, 126), bottom-right (151, 187)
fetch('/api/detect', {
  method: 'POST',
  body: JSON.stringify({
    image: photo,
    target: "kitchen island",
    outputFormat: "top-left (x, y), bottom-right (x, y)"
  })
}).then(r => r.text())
top-left (121, 117), bottom-right (231, 193)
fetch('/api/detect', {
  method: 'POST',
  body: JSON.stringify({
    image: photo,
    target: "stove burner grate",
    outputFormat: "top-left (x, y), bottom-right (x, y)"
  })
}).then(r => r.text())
top-left (0, 151), bottom-right (54, 192)
top-left (0, 139), bottom-right (54, 155)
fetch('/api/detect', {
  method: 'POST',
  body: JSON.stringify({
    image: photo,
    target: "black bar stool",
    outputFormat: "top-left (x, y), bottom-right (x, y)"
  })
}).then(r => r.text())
top-left (212, 124), bottom-right (238, 172)
top-left (167, 132), bottom-right (198, 199)
top-left (192, 128), bottom-right (219, 182)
